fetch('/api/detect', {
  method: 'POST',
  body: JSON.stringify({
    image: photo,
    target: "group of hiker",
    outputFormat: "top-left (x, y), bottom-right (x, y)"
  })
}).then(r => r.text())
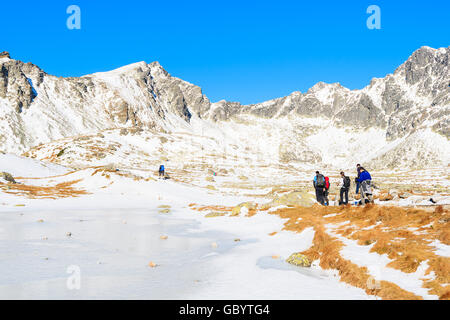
top-left (313, 164), bottom-right (373, 206)
top-left (158, 162), bottom-right (373, 206)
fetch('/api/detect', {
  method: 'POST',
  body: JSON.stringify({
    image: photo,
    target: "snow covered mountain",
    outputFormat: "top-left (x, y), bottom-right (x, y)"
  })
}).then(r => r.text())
top-left (0, 47), bottom-right (448, 169)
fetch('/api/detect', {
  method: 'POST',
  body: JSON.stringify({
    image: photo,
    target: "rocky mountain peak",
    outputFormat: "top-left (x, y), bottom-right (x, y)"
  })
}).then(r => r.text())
top-left (0, 51), bottom-right (10, 59)
top-left (0, 47), bottom-right (448, 169)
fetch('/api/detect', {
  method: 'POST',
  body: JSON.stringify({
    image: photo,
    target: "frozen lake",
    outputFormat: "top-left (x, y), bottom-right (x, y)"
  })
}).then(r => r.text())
top-left (0, 205), bottom-right (369, 299)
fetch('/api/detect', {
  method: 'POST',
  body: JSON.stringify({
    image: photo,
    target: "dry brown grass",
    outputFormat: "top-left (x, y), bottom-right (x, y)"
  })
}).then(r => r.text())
top-left (0, 180), bottom-right (88, 199)
top-left (190, 203), bottom-right (260, 217)
top-left (266, 204), bottom-right (449, 300)
top-left (189, 201), bottom-right (435, 298)
top-left (190, 204), bottom-right (234, 212)
top-left (375, 190), bottom-right (394, 201)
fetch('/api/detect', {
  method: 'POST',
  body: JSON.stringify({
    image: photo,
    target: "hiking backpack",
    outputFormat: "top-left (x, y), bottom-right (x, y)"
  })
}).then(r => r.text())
top-left (325, 176), bottom-right (330, 190)
top-left (344, 176), bottom-right (351, 188)
top-left (316, 174), bottom-right (325, 188)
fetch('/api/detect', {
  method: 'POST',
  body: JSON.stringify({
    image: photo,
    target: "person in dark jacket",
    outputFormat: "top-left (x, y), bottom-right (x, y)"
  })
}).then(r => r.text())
top-left (338, 171), bottom-right (350, 205)
top-left (355, 164), bottom-right (361, 194)
top-left (313, 171), bottom-right (326, 205)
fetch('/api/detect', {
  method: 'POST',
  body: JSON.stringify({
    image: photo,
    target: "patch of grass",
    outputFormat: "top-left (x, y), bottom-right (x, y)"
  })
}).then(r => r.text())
top-left (262, 204), bottom-right (449, 299)
top-left (0, 179), bottom-right (88, 199)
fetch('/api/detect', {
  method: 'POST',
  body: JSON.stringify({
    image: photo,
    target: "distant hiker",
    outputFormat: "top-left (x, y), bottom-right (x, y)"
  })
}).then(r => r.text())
top-left (323, 176), bottom-right (330, 206)
top-left (313, 171), bottom-right (326, 205)
top-left (357, 167), bottom-right (373, 204)
top-left (158, 164), bottom-right (165, 178)
top-left (355, 164), bottom-right (362, 194)
top-left (338, 171), bottom-right (351, 205)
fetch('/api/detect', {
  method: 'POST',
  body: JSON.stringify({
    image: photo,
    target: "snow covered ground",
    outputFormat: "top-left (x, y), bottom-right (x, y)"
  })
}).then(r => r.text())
top-left (0, 158), bottom-right (368, 299)
top-left (0, 152), bottom-right (448, 300)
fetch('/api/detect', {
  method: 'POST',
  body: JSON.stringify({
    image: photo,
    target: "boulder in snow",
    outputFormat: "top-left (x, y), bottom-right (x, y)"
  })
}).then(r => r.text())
top-left (1, 172), bottom-right (16, 184)
top-left (286, 253), bottom-right (311, 267)
top-left (231, 202), bottom-right (256, 216)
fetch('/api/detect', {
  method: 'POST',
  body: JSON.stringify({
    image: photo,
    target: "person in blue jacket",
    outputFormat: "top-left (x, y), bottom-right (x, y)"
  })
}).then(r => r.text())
top-left (357, 167), bottom-right (373, 204)
top-left (158, 164), bottom-right (165, 178)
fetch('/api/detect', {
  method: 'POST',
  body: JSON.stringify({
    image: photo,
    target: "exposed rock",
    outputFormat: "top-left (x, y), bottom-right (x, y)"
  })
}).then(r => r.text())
top-left (205, 212), bottom-right (227, 218)
top-left (389, 189), bottom-right (400, 196)
top-left (1, 172), bottom-right (16, 184)
top-left (399, 192), bottom-right (413, 199)
top-left (286, 253), bottom-right (311, 267)
top-left (102, 163), bottom-right (118, 171)
top-left (0, 51), bottom-right (10, 59)
top-left (218, 168), bottom-right (228, 175)
top-left (378, 192), bottom-right (394, 201)
top-left (279, 141), bottom-right (322, 164)
top-left (230, 202), bottom-right (256, 216)
top-left (264, 191), bottom-right (315, 208)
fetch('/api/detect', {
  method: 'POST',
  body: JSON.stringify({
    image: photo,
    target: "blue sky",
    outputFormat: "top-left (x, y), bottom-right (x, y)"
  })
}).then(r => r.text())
top-left (1, 0), bottom-right (449, 104)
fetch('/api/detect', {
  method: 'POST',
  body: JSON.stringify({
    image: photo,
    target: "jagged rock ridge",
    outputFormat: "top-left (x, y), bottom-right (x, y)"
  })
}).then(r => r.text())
top-left (0, 47), bottom-right (448, 169)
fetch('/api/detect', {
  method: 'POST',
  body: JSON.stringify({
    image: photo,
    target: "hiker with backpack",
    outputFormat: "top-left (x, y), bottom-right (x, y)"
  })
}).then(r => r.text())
top-left (355, 164), bottom-right (362, 194)
top-left (357, 167), bottom-right (373, 204)
top-left (338, 171), bottom-right (351, 205)
top-left (158, 164), bottom-right (165, 178)
top-left (313, 171), bottom-right (326, 205)
top-left (323, 176), bottom-right (330, 206)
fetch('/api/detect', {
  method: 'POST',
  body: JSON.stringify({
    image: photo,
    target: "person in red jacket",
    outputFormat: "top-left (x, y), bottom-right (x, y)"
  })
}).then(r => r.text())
top-left (323, 176), bottom-right (330, 206)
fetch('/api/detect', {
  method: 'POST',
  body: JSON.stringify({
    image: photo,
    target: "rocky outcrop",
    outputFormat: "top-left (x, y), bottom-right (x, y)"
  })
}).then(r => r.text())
top-left (1, 172), bottom-right (16, 184)
top-left (208, 46), bottom-right (449, 141)
top-left (231, 202), bottom-right (257, 216)
top-left (286, 253), bottom-right (311, 267)
top-left (0, 60), bottom-right (41, 112)
top-left (263, 191), bottom-right (315, 209)
top-left (0, 51), bottom-right (10, 59)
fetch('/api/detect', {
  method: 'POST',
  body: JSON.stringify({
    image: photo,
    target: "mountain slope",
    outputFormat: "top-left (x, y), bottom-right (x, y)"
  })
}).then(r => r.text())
top-left (0, 47), bottom-right (448, 169)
